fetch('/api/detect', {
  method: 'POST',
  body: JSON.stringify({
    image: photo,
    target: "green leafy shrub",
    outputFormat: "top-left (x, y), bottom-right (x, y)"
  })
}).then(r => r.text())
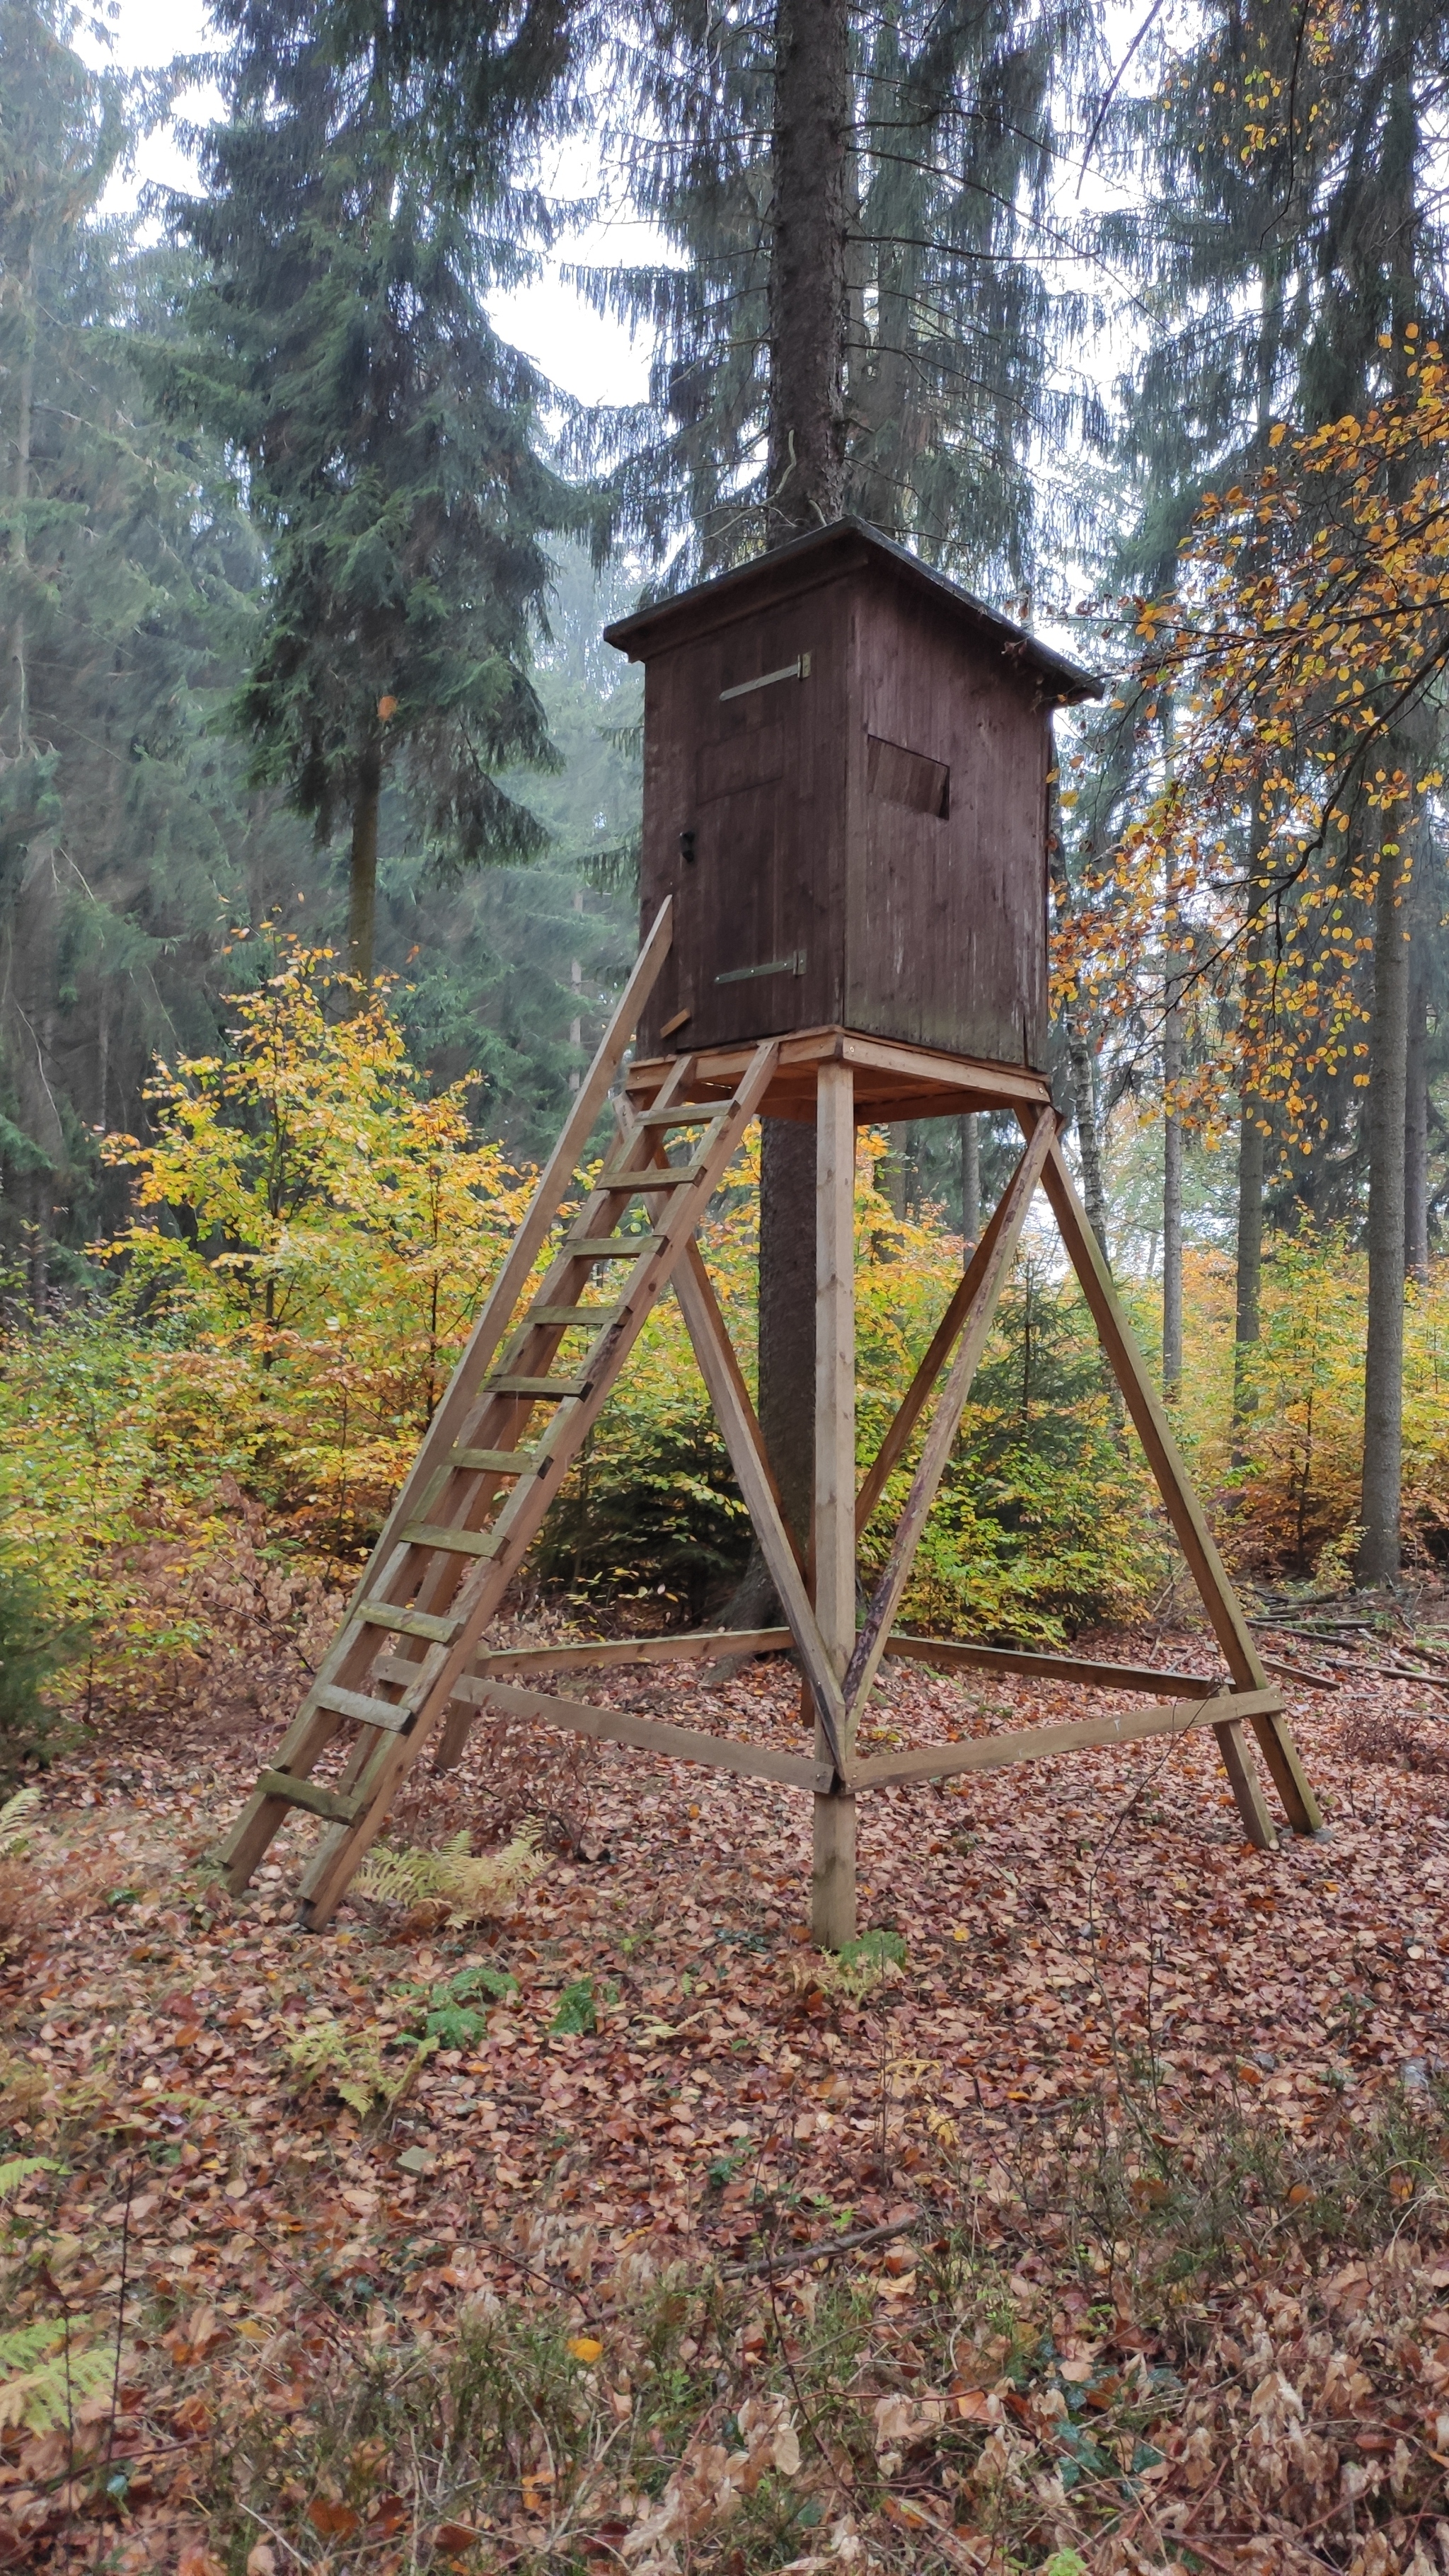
top-left (0, 1552), bottom-right (83, 1783)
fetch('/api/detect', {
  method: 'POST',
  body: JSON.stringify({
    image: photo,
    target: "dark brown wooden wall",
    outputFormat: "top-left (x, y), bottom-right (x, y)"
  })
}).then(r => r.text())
top-left (845, 574), bottom-right (1049, 1063)
top-left (635, 568), bottom-right (850, 1056)
top-left (633, 554), bottom-right (1051, 1069)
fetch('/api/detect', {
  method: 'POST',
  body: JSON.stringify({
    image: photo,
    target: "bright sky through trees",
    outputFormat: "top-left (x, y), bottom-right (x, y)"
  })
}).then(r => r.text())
top-left (87, 0), bottom-right (657, 405)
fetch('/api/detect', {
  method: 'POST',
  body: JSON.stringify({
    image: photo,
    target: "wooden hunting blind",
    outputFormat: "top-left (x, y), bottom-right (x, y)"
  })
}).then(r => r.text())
top-left (607, 517), bottom-right (1092, 1070)
top-left (222, 519), bottom-right (1323, 1948)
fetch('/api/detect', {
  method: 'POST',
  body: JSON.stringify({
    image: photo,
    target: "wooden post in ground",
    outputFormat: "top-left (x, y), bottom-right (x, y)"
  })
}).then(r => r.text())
top-left (813, 1060), bottom-right (857, 1948)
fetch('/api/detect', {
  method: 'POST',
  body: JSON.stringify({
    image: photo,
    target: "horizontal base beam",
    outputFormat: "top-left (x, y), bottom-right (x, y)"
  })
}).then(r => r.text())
top-left (450, 1673), bottom-right (833, 1792)
top-left (882, 1631), bottom-right (1224, 1699)
top-left (429, 1623), bottom-right (1225, 1701)
top-left (432, 1632), bottom-right (1277, 1801)
top-left (844, 1685), bottom-right (1283, 1789)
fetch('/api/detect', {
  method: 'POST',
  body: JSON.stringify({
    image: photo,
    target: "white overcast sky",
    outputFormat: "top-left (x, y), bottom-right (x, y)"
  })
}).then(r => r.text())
top-left (87, 0), bottom-right (657, 406)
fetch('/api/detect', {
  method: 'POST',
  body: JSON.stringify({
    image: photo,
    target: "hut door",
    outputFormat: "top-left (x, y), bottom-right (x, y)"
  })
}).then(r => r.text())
top-left (683, 717), bottom-right (806, 1044)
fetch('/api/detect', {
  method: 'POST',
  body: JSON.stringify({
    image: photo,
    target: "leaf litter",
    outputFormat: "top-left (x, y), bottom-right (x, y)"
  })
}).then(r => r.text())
top-left (3, 1600), bottom-right (1449, 2572)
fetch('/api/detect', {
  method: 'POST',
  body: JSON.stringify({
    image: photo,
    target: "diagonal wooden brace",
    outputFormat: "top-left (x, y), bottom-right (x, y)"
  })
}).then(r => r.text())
top-left (1035, 1126), bottom-right (1323, 1844)
top-left (843, 1109), bottom-right (1057, 1728)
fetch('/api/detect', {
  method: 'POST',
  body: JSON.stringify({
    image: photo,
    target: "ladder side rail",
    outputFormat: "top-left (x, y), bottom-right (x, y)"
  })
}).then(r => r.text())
top-left (398, 1061), bottom-right (706, 1613)
top-left (323, 899), bottom-right (675, 1634)
top-left (292, 1039), bottom-right (782, 1924)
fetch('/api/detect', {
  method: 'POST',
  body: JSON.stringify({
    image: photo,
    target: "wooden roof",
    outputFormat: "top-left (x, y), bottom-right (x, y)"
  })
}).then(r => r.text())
top-left (603, 516), bottom-right (1102, 709)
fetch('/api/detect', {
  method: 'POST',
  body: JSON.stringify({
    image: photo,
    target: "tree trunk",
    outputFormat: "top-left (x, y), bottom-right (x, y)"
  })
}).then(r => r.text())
top-left (765, 0), bottom-right (849, 538)
top-left (1357, 808), bottom-right (1412, 1584)
top-left (346, 741), bottom-right (383, 996)
top-left (10, 248), bottom-right (35, 756)
top-left (1233, 1107), bottom-right (1264, 1450)
top-left (732, 0), bottom-right (850, 1632)
top-left (1162, 980), bottom-right (1184, 1400)
top-left (960, 1111), bottom-right (980, 1249)
top-left (1404, 920), bottom-right (1429, 1281)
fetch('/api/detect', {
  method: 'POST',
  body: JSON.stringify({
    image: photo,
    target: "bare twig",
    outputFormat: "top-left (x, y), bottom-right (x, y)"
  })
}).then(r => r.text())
top-left (724, 2209), bottom-right (920, 2281)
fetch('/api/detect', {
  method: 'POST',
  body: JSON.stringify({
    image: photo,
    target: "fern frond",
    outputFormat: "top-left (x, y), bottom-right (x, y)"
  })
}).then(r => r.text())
top-left (355, 1820), bottom-right (546, 1922)
top-left (0, 2154), bottom-right (62, 2203)
top-left (285, 2018), bottom-right (432, 2116)
top-left (0, 1784), bottom-right (41, 1856)
top-left (0, 2318), bottom-right (111, 2432)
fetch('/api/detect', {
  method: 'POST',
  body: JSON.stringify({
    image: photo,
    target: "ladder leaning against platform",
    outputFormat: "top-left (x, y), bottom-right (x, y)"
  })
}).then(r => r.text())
top-left (218, 895), bottom-right (766, 1927)
top-left (222, 896), bottom-right (1324, 1941)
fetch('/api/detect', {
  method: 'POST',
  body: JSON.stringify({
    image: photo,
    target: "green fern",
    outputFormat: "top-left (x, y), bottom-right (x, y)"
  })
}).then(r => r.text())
top-left (355, 1820), bottom-right (546, 1922)
top-left (0, 2318), bottom-right (112, 2432)
top-left (285, 2018), bottom-right (434, 2118)
top-left (0, 2154), bottom-right (62, 2203)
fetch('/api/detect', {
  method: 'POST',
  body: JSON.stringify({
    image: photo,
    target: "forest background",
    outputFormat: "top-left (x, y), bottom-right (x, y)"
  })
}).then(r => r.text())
top-left (4, 0), bottom-right (1449, 1745)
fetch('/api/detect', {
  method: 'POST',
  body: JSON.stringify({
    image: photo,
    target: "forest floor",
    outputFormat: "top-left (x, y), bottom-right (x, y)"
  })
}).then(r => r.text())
top-left (4, 1570), bottom-right (1449, 2576)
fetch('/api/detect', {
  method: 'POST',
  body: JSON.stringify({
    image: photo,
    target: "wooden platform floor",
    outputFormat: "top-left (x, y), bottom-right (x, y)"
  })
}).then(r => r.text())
top-left (625, 1026), bottom-right (1053, 1126)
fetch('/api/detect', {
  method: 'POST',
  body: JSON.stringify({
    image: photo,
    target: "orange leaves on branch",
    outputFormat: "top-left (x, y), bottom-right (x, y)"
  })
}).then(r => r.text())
top-left (1058, 338), bottom-right (1449, 1150)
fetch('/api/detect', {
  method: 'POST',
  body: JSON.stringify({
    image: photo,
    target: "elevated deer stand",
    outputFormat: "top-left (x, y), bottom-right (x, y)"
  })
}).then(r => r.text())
top-left (221, 521), bottom-right (1322, 1942)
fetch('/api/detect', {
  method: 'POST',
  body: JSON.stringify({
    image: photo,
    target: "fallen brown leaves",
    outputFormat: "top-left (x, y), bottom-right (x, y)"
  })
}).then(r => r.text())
top-left (2, 1596), bottom-right (1449, 2572)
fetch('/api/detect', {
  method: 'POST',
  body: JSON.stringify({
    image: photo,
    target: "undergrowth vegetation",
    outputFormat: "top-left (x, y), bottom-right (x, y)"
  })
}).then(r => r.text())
top-left (9, 2074), bottom-right (1445, 2572)
top-left (4, 949), bottom-right (1449, 1743)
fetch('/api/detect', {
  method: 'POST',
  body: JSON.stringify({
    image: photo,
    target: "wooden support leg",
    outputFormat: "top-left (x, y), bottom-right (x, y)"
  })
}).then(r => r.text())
top-left (812, 1061), bottom-right (857, 1949)
top-left (1037, 1129), bottom-right (1324, 1842)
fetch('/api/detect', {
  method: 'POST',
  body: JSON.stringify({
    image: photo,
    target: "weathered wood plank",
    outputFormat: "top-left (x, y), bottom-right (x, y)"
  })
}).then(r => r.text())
top-left (1037, 1131), bottom-right (1321, 1843)
top-left (257, 1769), bottom-right (365, 1825)
top-left (668, 1242), bottom-right (844, 1762)
top-left (454, 1677), bottom-right (832, 1793)
top-left (845, 1686), bottom-right (1285, 1789)
top-left (814, 1059), bottom-right (858, 1947)
top-left (374, 1629), bottom-right (792, 1690)
top-left (882, 1633), bottom-right (1223, 1697)
top-left (843, 1113), bottom-right (1055, 1726)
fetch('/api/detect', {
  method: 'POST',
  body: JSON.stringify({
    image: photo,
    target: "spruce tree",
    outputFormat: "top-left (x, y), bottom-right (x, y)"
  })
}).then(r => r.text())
top-left (164, 0), bottom-right (590, 988)
top-left (0, 0), bottom-right (318, 1294)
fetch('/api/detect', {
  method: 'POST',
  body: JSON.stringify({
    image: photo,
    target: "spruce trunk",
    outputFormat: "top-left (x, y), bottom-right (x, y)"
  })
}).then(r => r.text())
top-left (1357, 813), bottom-right (1412, 1585)
top-left (1233, 1109), bottom-right (1264, 1452)
top-left (738, 0), bottom-right (849, 1622)
top-left (346, 741), bottom-right (383, 997)
top-left (961, 1111), bottom-right (981, 1249)
top-left (1404, 929), bottom-right (1429, 1282)
top-left (1162, 986), bottom-right (1184, 1400)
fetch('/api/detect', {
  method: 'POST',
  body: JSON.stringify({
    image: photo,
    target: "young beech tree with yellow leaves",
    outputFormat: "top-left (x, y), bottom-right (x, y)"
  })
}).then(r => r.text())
top-left (1059, 335), bottom-right (1449, 1582)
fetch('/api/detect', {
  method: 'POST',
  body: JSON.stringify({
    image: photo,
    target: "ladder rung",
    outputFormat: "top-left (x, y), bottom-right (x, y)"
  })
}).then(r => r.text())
top-left (314, 1682), bottom-right (413, 1730)
top-left (449, 1445), bottom-right (541, 1474)
top-left (355, 1598), bottom-right (461, 1644)
top-left (567, 1235), bottom-right (662, 1259)
top-left (486, 1373), bottom-right (591, 1398)
top-left (398, 1522), bottom-right (504, 1558)
top-left (599, 1160), bottom-right (709, 1191)
top-left (258, 1769), bottom-right (365, 1825)
top-left (525, 1305), bottom-right (620, 1327)
top-left (635, 1102), bottom-right (724, 1126)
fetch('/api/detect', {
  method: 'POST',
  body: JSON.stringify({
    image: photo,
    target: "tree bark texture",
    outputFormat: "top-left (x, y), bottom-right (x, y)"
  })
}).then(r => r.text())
top-left (1233, 1108), bottom-right (1264, 1445)
top-left (744, 0), bottom-right (851, 1630)
top-left (10, 248), bottom-right (35, 756)
top-left (1404, 922), bottom-right (1429, 1281)
top-left (1162, 986), bottom-right (1184, 1400)
top-left (1357, 812), bottom-right (1412, 1584)
top-left (766, 0), bottom-right (849, 541)
top-left (346, 740), bottom-right (383, 996)
top-left (961, 1111), bottom-right (980, 1248)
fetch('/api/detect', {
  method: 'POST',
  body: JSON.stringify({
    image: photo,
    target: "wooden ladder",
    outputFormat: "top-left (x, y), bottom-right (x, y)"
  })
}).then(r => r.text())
top-left (219, 902), bottom-right (778, 1928)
